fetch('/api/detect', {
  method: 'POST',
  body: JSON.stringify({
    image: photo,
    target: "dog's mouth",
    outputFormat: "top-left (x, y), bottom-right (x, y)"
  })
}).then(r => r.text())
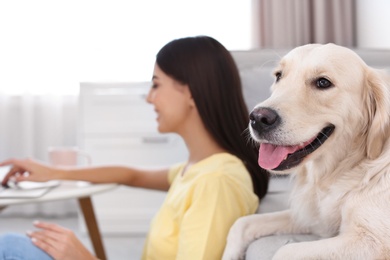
top-left (258, 125), bottom-right (335, 171)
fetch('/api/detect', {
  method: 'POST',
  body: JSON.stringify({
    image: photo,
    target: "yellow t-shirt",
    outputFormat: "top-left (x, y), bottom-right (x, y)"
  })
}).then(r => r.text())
top-left (142, 153), bottom-right (259, 260)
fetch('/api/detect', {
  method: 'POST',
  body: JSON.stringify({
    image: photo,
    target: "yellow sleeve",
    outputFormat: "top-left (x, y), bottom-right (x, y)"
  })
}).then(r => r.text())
top-left (176, 173), bottom-right (258, 260)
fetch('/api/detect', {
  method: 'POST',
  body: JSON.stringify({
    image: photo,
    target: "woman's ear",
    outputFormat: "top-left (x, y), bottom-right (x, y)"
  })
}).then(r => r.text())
top-left (364, 68), bottom-right (390, 159)
top-left (189, 97), bottom-right (196, 108)
top-left (182, 84), bottom-right (195, 108)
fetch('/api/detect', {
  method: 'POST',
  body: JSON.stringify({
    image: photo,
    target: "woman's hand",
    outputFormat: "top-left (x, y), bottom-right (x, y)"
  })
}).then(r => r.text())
top-left (27, 221), bottom-right (98, 260)
top-left (0, 158), bottom-right (58, 186)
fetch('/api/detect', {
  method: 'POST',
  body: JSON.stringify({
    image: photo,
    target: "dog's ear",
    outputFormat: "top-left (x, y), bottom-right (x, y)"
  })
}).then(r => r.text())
top-left (365, 68), bottom-right (390, 159)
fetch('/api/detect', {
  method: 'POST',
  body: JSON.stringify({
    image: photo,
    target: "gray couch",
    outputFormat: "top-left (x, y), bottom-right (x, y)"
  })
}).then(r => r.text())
top-left (229, 47), bottom-right (390, 259)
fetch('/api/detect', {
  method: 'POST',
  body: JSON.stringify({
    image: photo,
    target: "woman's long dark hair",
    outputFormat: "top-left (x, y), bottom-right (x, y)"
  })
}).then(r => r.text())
top-left (156, 36), bottom-right (269, 199)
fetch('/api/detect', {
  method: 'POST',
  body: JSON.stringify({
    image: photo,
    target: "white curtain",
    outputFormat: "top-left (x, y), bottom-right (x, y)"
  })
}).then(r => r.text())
top-left (252, 0), bottom-right (356, 48)
top-left (0, 95), bottom-right (79, 217)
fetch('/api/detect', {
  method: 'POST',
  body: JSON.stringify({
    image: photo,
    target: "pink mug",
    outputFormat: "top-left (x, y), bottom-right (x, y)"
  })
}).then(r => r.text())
top-left (48, 146), bottom-right (91, 166)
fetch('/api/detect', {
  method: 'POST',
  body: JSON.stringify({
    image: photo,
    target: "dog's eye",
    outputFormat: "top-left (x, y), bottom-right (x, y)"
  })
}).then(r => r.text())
top-left (316, 78), bottom-right (333, 89)
top-left (275, 72), bottom-right (282, 82)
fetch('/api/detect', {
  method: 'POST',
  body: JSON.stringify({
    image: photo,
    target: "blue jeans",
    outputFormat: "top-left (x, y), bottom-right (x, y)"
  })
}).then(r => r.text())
top-left (0, 233), bottom-right (53, 260)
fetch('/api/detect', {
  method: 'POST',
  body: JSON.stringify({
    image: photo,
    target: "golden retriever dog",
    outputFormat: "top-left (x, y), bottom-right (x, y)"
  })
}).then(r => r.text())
top-left (223, 43), bottom-right (390, 260)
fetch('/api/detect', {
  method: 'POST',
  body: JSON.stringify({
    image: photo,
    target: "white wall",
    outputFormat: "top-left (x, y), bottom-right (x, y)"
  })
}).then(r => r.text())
top-left (0, 0), bottom-right (252, 95)
top-left (356, 0), bottom-right (390, 49)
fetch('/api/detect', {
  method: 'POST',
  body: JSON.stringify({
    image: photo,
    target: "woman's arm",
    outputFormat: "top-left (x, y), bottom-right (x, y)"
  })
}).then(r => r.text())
top-left (0, 158), bottom-right (170, 191)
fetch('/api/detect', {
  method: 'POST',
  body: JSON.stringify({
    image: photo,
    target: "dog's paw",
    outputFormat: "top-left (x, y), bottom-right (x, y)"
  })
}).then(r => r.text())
top-left (222, 218), bottom-right (251, 260)
top-left (222, 246), bottom-right (245, 260)
top-left (222, 237), bottom-right (246, 260)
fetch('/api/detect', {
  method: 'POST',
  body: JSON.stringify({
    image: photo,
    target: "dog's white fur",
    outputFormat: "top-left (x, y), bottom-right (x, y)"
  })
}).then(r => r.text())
top-left (223, 44), bottom-right (390, 260)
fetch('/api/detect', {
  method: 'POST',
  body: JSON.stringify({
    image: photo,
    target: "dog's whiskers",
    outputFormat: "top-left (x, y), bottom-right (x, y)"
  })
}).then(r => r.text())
top-left (242, 127), bottom-right (258, 148)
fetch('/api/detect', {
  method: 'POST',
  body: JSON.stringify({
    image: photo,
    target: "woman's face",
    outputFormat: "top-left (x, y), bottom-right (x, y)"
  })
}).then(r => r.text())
top-left (147, 64), bottom-right (195, 133)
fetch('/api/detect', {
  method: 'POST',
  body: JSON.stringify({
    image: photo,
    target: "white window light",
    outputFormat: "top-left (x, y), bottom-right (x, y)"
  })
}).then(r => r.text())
top-left (0, 0), bottom-right (251, 95)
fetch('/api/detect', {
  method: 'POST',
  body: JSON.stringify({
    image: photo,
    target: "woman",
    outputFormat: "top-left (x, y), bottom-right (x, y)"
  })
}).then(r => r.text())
top-left (0, 36), bottom-right (269, 260)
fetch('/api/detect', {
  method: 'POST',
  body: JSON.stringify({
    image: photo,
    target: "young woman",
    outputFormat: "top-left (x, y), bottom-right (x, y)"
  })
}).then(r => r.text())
top-left (0, 36), bottom-right (269, 260)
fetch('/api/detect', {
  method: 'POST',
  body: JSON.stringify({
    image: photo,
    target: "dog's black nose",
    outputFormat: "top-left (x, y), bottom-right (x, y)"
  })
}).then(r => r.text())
top-left (249, 107), bottom-right (280, 133)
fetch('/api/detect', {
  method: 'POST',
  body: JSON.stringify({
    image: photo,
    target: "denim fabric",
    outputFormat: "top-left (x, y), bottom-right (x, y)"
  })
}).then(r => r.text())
top-left (0, 233), bottom-right (53, 260)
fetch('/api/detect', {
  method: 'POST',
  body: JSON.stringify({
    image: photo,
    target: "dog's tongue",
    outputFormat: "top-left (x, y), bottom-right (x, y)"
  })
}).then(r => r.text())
top-left (258, 143), bottom-right (302, 170)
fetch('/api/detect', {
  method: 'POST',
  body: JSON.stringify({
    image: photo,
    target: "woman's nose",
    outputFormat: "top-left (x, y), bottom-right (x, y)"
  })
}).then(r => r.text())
top-left (146, 89), bottom-right (153, 104)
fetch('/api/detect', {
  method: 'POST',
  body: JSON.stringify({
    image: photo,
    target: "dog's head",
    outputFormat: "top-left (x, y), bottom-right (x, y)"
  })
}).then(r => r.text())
top-left (249, 43), bottom-right (390, 174)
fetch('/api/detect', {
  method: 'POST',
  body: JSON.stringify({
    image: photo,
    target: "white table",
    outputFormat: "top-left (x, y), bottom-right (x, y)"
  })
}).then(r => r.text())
top-left (0, 181), bottom-right (118, 260)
